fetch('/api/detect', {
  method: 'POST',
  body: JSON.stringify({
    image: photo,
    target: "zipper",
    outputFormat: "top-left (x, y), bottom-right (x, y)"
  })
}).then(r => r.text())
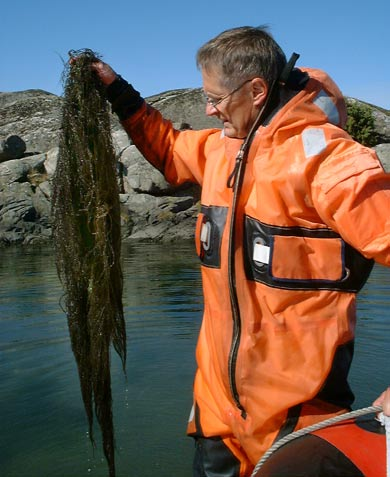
top-left (227, 148), bottom-right (247, 418)
top-left (224, 53), bottom-right (300, 419)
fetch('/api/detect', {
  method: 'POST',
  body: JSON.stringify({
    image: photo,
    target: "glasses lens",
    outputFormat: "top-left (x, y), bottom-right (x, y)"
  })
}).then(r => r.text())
top-left (203, 79), bottom-right (252, 109)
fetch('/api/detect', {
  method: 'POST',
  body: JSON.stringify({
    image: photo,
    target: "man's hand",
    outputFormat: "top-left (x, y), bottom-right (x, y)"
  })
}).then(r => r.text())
top-left (373, 387), bottom-right (390, 415)
top-left (91, 61), bottom-right (118, 87)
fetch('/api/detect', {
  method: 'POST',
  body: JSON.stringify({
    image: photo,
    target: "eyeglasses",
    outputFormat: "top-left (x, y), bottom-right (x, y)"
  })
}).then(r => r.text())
top-left (203, 78), bottom-right (253, 109)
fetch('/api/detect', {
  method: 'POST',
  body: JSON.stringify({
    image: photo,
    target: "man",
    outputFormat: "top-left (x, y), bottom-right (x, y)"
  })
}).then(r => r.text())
top-left (90, 26), bottom-right (390, 477)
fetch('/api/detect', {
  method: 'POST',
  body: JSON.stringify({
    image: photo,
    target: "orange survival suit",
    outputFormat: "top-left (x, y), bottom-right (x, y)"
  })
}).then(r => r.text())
top-left (107, 67), bottom-right (390, 475)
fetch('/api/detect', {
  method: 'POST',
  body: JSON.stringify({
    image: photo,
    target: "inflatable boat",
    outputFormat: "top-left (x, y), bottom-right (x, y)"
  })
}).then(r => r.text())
top-left (253, 407), bottom-right (389, 477)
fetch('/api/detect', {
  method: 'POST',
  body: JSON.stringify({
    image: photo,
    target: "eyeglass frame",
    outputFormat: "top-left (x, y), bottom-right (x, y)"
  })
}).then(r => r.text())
top-left (203, 78), bottom-right (254, 109)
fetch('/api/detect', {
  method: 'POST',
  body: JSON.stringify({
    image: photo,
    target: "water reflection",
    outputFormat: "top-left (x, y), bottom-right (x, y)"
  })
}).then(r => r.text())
top-left (0, 242), bottom-right (202, 477)
top-left (349, 264), bottom-right (390, 408)
top-left (0, 244), bottom-right (389, 476)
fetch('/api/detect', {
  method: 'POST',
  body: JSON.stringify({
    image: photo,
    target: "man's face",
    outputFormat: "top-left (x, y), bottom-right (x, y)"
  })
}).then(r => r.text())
top-left (202, 68), bottom-right (263, 139)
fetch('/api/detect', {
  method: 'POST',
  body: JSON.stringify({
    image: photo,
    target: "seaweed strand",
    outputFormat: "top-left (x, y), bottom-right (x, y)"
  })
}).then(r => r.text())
top-left (52, 49), bottom-right (126, 477)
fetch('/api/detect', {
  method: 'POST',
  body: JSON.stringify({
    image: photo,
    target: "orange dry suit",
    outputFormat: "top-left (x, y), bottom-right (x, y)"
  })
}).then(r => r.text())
top-left (107, 67), bottom-right (390, 474)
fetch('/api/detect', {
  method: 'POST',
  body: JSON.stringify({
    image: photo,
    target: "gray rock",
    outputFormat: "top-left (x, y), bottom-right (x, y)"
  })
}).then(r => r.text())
top-left (0, 86), bottom-right (389, 246)
top-left (120, 145), bottom-right (172, 195)
top-left (0, 135), bottom-right (26, 161)
top-left (120, 193), bottom-right (198, 242)
top-left (0, 90), bottom-right (62, 154)
top-left (373, 110), bottom-right (390, 144)
top-left (375, 144), bottom-right (390, 173)
top-left (0, 153), bottom-right (46, 188)
top-left (0, 159), bottom-right (31, 187)
top-left (112, 129), bottom-right (131, 155)
top-left (147, 88), bottom-right (220, 130)
top-left (44, 147), bottom-right (58, 177)
top-left (0, 181), bottom-right (51, 245)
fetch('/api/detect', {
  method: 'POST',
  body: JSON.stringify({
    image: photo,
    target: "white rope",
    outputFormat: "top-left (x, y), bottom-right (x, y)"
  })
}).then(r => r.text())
top-left (378, 412), bottom-right (390, 477)
top-left (250, 405), bottom-right (382, 477)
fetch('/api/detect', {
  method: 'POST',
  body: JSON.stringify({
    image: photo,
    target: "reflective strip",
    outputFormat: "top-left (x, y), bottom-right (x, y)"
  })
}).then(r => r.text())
top-left (313, 89), bottom-right (340, 125)
top-left (188, 404), bottom-right (195, 423)
top-left (302, 128), bottom-right (327, 158)
top-left (200, 221), bottom-right (211, 251)
top-left (253, 242), bottom-right (270, 264)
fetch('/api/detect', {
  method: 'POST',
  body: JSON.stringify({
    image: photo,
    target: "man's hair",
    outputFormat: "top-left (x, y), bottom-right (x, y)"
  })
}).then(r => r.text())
top-left (196, 26), bottom-right (287, 89)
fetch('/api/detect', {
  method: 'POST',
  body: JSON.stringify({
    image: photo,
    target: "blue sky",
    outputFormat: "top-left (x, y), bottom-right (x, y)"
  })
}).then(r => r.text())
top-left (1, 0), bottom-right (389, 109)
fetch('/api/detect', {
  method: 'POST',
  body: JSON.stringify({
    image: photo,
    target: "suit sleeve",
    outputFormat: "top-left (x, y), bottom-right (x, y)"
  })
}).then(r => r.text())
top-left (313, 140), bottom-right (390, 267)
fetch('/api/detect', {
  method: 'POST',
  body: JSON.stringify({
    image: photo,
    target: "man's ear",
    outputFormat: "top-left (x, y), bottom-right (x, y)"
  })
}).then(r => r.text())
top-left (251, 77), bottom-right (268, 106)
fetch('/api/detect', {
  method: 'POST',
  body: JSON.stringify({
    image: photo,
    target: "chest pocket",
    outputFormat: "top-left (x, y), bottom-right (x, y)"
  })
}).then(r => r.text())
top-left (244, 216), bottom-right (374, 292)
top-left (196, 205), bottom-right (228, 268)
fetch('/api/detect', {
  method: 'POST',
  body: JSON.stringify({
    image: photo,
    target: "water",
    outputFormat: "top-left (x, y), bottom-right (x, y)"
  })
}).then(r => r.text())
top-left (0, 242), bottom-right (389, 477)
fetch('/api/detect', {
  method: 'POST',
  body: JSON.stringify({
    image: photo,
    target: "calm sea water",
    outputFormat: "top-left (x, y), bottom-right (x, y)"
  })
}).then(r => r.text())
top-left (0, 242), bottom-right (389, 477)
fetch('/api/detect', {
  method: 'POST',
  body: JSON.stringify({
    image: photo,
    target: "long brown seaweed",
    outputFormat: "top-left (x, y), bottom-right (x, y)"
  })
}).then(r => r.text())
top-left (52, 49), bottom-right (126, 477)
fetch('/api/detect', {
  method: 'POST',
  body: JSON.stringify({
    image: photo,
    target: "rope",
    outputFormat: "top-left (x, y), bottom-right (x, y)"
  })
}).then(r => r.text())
top-left (250, 405), bottom-right (383, 477)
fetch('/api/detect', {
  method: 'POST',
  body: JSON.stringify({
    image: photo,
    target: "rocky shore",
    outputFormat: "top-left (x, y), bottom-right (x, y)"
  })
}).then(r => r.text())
top-left (0, 88), bottom-right (389, 246)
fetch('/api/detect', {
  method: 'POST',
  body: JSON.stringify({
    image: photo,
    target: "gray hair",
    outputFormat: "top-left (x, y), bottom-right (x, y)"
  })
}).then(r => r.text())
top-left (196, 26), bottom-right (287, 88)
